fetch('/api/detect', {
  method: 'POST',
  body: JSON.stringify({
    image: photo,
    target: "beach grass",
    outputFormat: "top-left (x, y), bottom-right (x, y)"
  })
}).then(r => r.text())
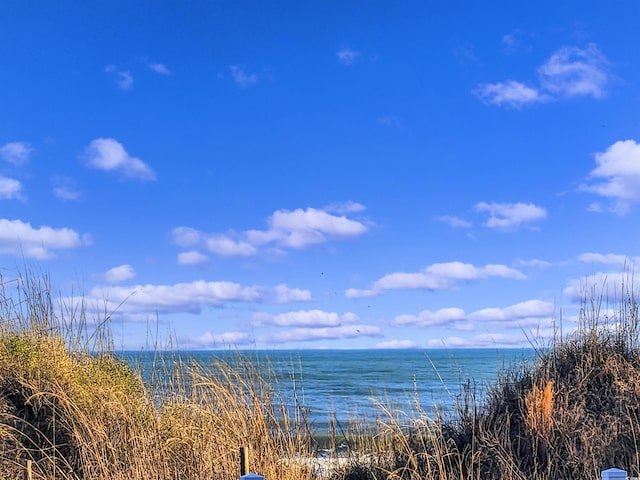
top-left (0, 270), bottom-right (316, 480)
top-left (1, 268), bottom-right (640, 479)
top-left (330, 276), bottom-right (640, 480)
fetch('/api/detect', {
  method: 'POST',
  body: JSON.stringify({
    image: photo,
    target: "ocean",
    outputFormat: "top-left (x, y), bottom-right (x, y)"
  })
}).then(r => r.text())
top-left (122, 348), bottom-right (536, 433)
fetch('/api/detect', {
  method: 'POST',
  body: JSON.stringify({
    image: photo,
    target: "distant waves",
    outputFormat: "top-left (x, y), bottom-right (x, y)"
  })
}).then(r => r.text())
top-left (121, 348), bottom-right (535, 432)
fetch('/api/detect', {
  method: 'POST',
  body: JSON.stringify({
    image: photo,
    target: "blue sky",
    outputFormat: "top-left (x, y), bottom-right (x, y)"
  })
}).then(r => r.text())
top-left (1, 1), bottom-right (640, 350)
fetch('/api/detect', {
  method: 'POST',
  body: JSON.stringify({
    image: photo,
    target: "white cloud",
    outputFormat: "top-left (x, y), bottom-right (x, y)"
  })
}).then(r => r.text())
top-left (395, 307), bottom-right (466, 327)
top-left (475, 43), bottom-right (610, 108)
top-left (172, 227), bottom-right (202, 247)
top-left (425, 262), bottom-right (525, 284)
top-left (174, 205), bottom-right (368, 258)
top-left (435, 215), bottom-right (472, 228)
top-left (563, 271), bottom-right (632, 301)
top-left (578, 252), bottom-right (639, 268)
top-left (116, 71), bottom-right (134, 90)
top-left (474, 80), bottom-right (548, 108)
top-left (148, 62), bottom-right (172, 75)
top-left (83, 138), bottom-right (156, 181)
top-left (374, 272), bottom-right (446, 291)
top-left (205, 235), bottom-right (257, 257)
top-left (229, 65), bottom-right (258, 87)
top-left (538, 44), bottom-right (609, 99)
top-left (105, 65), bottom-right (134, 90)
top-left (323, 201), bottom-right (366, 214)
top-left (83, 280), bottom-right (311, 317)
top-left (394, 300), bottom-right (553, 331)
top-left (337, 47), bottom-right (360, 66)
top-left (374, 339), bottom-right (420, 349)
top-left (345, 288), bottom-right (378, 299)
top-left (253, 309), bottom-right (356, 327)
top-left (426, 332), bottom-right (529, 348)
top-left (52, 188), bottom-right (79, 200)
top-left (53, 188), bottom-right (79, 200)
top-left (103, 264), bottom-right (135, 283)
top-left (0, 218), bottom-right (90, 259)
top-left (517, 258), bottom-right (553, 268)
top-left (346, 261), bottom-right (525, 297)
top-left (501, 29), bottom-right (531, 54)
top-left (257, 207), bottom-right (368, 248)
top-left (274, 230), bottom-right (326, 248)
top-left (273, 284), bottom-right (313, 303)
top-left (581, 140), bottom-right (640, 214)
top-left (424, 261), bottom-right (526, 280)
top-left (173, 231), bottom-right (257, 257)
top-left (475, 201), bottom-right (547, 229)
top-left (0, 176), bottom-right (24, 200)
top-left (182, 331), bottom-right (253, 349)
top-left (177, 250), bottom-right (209, 265)
top-left (0, 142), bottom-right (33, 166)
top-left (52, 176), bottom-right (80, 201)
top-left (587, 202), bottom-right (603, 213)
top-left (250, 308), bottom-right (376, 347)
top-left (468, 299), bottom-right (555, 323)
top-left (501, 31), bottom-right (517, 49)
top-left (87, 280), bottom-right (263, 315)
top-left (260, 324), bottom-right (381, 343)
top-left (244, 229), bottom-right (282, 246)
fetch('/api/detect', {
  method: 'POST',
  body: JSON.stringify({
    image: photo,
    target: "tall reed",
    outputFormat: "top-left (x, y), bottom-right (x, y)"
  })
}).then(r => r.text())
top-left (0, 270), bottom-right (315, 480)
top-left (332, 274), bottom-right (640, 480)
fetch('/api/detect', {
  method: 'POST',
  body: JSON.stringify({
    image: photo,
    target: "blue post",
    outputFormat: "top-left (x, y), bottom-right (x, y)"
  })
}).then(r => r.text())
top-left (601, 468), bottom-right (627, 480)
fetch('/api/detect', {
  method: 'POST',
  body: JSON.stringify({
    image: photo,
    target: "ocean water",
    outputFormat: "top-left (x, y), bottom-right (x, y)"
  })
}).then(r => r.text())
top-left (122, 348), bottom-right (536, 432)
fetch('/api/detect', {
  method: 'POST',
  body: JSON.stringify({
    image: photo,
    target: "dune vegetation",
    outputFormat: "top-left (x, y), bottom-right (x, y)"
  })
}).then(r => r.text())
top-left (0, 271), bottom-right (315, 480)
top-left (1, 269), bottom-right (640, 479)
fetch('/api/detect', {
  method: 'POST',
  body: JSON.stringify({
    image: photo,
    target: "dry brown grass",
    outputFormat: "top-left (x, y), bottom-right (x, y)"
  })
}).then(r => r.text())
top-left (524, 379), bottom-right (554, 438)
top-left (0, 271), bottom-right (316, 480)
top-left (331, 275), bottom-right (640, 480)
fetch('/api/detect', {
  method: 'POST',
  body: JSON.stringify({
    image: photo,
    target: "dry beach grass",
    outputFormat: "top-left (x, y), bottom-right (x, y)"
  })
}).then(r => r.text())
top-left (0, 271), bottom-right (314, 480)
top-left (1, 269), bottom-right (640, 479)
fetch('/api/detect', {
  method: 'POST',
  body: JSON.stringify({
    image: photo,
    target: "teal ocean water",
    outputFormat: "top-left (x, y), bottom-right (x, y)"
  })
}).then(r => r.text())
top-left (122, 348), bottom-right (536, 432)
